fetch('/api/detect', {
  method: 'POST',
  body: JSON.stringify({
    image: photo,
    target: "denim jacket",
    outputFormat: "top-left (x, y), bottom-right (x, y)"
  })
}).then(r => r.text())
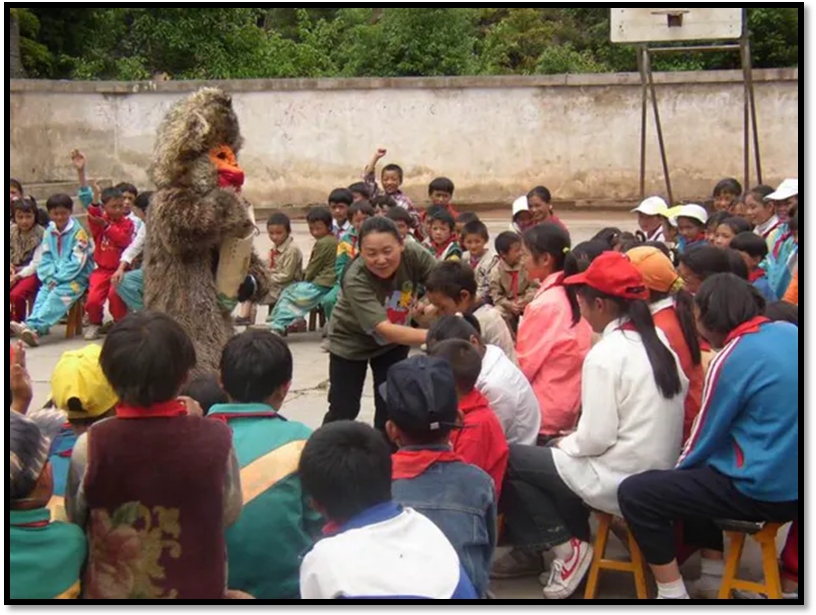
top-left (392, 445), bottom-right (497, 598)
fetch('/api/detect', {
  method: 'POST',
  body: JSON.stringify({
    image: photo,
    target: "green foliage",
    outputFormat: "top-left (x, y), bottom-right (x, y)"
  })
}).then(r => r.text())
top-left (12, 7), bottom-right (799, 80)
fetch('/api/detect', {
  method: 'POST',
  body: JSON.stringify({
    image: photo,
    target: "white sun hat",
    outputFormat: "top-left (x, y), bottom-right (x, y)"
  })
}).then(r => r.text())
top-left (765, 179), bottom-right (798, 202)
top-left (672, 204), bottom-right (709, 225)
top-left (632, 196), bottom-right (669, 217)
top-left (512, 196), bottom-right (530, 218)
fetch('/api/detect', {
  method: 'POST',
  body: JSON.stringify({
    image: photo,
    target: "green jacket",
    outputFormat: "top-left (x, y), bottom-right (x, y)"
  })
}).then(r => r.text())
top-left (305, 235), bottom-right (338, 288)
top-left (209, 404), bottom-right (323, 600)
top-left (10, 508), bottom-right (86, 600)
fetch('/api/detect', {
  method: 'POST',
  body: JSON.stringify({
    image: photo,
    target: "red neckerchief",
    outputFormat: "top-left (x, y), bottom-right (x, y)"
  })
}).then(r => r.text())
top-left (469, 254), bottom-right (482, 269)
top-left (116, 400), bottom-right (188, 419)
top-left (269, 248), bottom-right (278, 270)
top-left (208, 411), bottom-right (282, 424)
top-left (322, 520), bottom-right (342, 536)
top-left (508, 270), bottom-right (520, 300)
top-left (218, 168), bottom-right (245, 192)
top-left (724, 317), bottom-right (770, 346)
top-left (760, 219), bottom-right (782, 240)
top-left (392, 449), bottom-right (463, 480)
top-left (10, 519), bottom-right (49, 529)
top-left (432, 236), bottom-right (455, 259)
top-left (748, 268), bottom-right (767, 283)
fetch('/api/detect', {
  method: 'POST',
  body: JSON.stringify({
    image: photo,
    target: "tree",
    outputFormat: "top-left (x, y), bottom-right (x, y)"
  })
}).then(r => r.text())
top-left (9, 9), bottom-right (25, 78)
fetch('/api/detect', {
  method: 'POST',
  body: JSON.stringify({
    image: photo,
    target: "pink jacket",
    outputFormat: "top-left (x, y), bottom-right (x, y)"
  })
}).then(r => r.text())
top-left (517, 272), bottom-right (593, 436)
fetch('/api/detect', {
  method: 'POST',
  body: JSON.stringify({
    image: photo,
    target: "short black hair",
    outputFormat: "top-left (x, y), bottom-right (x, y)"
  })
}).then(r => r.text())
top-left (730, 232), bottom-right (769, 261)
top-left (425, 261), bottom-right (477, 300)
top-left (764, 301), bottom-right (798, 327)
top-left (746, 184), bottom-right (775, 203)
top-left (180, 374), bottom-right (228, 416)
top-left (100, 312), bottom-right (197, 408)
top-left (428, 208), bottom-right (455, 231)
top-left (267, 212), bottom-right (292, 233)
top-left (574, 240), bottom-right (609, 265)
top-left (695, 274), bottom-right (766, 339)
top-left (592, 227), bottom-right (623, 249)
top-left (220, 330), bottom-right (293, 403)
top-left (382, 164), bottom-right (404, 183)
top-left (429, 177), bottom-right (455, 196)
top-left (713, 178), bottom-right (743, 197)
top-left (328, 188), bottom-right (354, 207)
top-left (45, 193), bottom-right (74, 212)
top-left (461, 220), bottom-right (489, 241)
top-left (348, 182), bottom-right (371, 199)
top-left (299, 421), bottom-right (393, 523)
top-left (614, 232), bottom-right (642, 253)
top-left (707, 211), bottom-right (730, 230)
top-left (10, 178), bottom-right (23, 194)
top-left (12, 198), bottom-right (39, 219)
top-left (115, 182), bottom-right (138, 197)
top-left (385, 206), bottom-right (412, 225)
top-left (371, 195), bottom-right (398, 210)
top-left (428, 339), bottom-right (482, 394)
top-left (718, 216), bottom-right (752, 236)
top-left (456, 212), bottom-right (480, 226)
top-left (427, 315), bottom-right (482, 351)
top-left (359, 216), bottom-right (402, 246)
top-left (495, 231), bottom-right (521, 255)
top-left (679, 246), bottom-right (733, 280)
top-left (640, 241), bottom-right (672, 259)
top-left (527, 186), bottom-right (552, 203)
top-left (723, 249), bottom-right (749, 280)
top-left (101, 188), bottom-right (123, 205)
top-left (306, 207), bottom-right (333, 228)
top-left (134, 191), bottom-right (153, 213)
top-left (349, 201), bottom-right (375, 219)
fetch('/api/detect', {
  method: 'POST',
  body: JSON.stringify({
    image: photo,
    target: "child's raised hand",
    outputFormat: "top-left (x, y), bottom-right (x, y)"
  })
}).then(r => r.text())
top-left (376, 148), bottom-right (388, 159)
top-left (71, 149), bottom-right (86, 170)
top-left (92, 180), bottom-right (102, 204)
top-left (9, 342), bottom-right (33, 414)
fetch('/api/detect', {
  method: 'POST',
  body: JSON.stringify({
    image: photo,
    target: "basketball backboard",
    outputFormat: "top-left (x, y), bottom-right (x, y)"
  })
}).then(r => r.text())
top-left (611, 8), bottom-right (743, 44)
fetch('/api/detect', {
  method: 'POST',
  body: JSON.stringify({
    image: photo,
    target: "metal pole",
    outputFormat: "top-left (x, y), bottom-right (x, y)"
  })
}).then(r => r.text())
top-left (638, 45), bottom-right (648, 200)
top-left (741, 37), bottom-right (751, 191)
top-left (743, 38), bottom-right (762, 185)
top-left (644, 49), bottom-right (674, 206)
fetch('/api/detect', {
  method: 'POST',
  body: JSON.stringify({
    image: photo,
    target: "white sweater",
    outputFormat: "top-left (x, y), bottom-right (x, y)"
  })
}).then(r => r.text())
top-left (552, 319), bottom-right (687, 515)
top-left (476, 344), bottom-right (541, 446)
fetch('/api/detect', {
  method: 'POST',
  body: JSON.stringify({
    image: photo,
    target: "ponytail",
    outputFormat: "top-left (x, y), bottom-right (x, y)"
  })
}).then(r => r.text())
top-left (672, 289), bottom-right (702, 366)
top-left (562, 252), bottom-right (582, 327)
top-left (626, 299), bottom-right (683, 399)
top-left (577, 286), bottom-right (682, 400)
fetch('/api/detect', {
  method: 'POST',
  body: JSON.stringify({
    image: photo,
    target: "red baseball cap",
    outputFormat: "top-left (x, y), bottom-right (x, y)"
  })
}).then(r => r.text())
top-left (563, 252), bottom-right (650, 300)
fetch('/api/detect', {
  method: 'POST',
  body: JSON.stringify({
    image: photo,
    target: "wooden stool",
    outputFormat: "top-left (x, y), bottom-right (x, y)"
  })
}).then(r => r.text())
top-left (308, 306), bottom-right (327, 333)
top-left (717, 520), bottom-right (783, 600)
top-left (584, 512), bottom-right (649, 600)
top-left (66, 298), bottom-right (85, 339)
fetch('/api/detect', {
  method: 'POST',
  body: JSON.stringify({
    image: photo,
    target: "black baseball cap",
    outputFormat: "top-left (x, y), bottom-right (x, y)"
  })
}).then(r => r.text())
top-left (379, 355), bottom-right (460, 433)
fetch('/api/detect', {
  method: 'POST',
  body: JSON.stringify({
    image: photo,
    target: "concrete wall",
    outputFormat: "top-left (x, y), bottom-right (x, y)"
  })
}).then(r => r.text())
top-left (10, 69), bottom-right (798, 209)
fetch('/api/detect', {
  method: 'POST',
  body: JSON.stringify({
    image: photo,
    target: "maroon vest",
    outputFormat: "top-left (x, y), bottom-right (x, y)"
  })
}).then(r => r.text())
top-left (83, 416), bottom-right (232, 600)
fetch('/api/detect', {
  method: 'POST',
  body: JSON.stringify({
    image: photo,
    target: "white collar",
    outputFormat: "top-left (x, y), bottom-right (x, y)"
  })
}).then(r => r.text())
top-left (602, 317), bottom-right (628, 338)
top-left (756, 216), bottom-right (781, 237)
top-left (649, 297), bottom-right (675, 315)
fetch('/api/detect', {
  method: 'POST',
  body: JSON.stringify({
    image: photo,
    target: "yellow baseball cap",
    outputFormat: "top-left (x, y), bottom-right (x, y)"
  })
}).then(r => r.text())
top-left (51, 345), bottom-right (119, 420)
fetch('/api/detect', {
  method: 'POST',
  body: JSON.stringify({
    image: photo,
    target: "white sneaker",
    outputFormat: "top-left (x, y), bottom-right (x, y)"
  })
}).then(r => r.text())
top-left (542, 538), bottom-right (594, 600)
top-left (84, 324), bottom-right (101, 341)
top-left (9, 321), bottom-right (26, 338)
top-left (20, 328), bottom-right (40, 348)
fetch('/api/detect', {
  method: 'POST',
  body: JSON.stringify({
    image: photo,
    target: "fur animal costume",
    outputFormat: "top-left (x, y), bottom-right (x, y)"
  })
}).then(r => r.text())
top-left (144, 88), bottom-right (269, 374)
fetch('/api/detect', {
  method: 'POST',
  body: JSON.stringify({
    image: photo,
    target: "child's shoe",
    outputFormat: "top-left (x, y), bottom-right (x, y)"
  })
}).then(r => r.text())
top-left (20, 328), bottom-right (40, 348)
top-left (541, 538), bottom-right (593, 600)
top-left (84, 324), bottom-right (102, 341)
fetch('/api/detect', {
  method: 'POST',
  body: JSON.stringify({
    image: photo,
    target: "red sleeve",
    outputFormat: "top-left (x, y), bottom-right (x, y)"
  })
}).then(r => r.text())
top-left (105, 218), bottom-right (135, 250)
top-left (452, 411), bottom-right (509, 500)
top-left (87, 205), bottom-right (106, 243)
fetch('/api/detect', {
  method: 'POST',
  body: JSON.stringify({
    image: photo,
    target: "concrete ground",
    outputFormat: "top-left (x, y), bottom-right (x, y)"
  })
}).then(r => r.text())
top-left (17, 210), bottom-right (785, 600)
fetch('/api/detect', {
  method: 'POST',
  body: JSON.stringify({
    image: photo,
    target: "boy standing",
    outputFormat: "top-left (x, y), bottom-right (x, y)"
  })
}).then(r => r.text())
top-left (10, 411), bottom-right (87, 600)
top-left (461, 220), bottom-right (499, 305)
top-left (489, 231), bottom-right (538, 333)
top-left (209, 330), bottom-right (322, 600)
top-left (66, 312), bottom-right (243, 600)
top-left (363, 148), bottom-right (421, 233)
top-left (10, 194), bottom-right (94, 348)
top-left (268, 208), bottom-right (337, 336)
top-left (84, 188), bottom-right (135, 340)
top-left (299, 421), bottom-right (477, 599)
top-left (384, 355), bottom-right (497, 599)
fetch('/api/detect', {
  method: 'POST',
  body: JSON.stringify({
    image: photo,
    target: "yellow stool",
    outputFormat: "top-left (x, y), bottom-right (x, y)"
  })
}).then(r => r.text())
top-left (717, 520), bottom-right (783, 600)
top-left (584, 512), bottom-right (649, 600)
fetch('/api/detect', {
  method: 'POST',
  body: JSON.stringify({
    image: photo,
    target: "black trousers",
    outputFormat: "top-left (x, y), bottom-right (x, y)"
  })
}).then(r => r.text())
top-left (325, 346), bottom-right (410, 430)
top-left (502, 445), bottom-right (591, 550)
top-left (619, 467), bottom-right (798, 566)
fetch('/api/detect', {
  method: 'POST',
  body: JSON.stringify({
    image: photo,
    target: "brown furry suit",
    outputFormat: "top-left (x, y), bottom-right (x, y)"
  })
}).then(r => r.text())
top-left (143, 88), bottom-right (269, 374)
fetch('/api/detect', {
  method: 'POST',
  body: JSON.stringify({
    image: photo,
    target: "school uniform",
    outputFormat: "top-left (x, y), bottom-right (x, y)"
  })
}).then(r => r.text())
top-left (424, 237), bottom-right (462, 262)
top-left (321, 229), bottom-right (358, 321)
top-left (473, 304), bottom-right (518, 365)
top-left (332, 219), bottom-right (351, 241)
top-left (488, 259), bottom-right (538, 327)
top-left (25, 218), bottom-right (93, 336)
top-left (209, 403), bottom-right (322, 600)
top-left (85, 206), bottom-right (135, 325)
top-left (264, 236), bottom-right (305, 306)
top-left (463, 248), bottom-right (499, 305)
top-left (363, 171), bottom-right (421, 232)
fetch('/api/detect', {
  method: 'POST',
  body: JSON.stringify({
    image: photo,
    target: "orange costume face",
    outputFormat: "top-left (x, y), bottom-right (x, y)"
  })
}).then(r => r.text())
top-left (209, 145), bottom-right (245, 191)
